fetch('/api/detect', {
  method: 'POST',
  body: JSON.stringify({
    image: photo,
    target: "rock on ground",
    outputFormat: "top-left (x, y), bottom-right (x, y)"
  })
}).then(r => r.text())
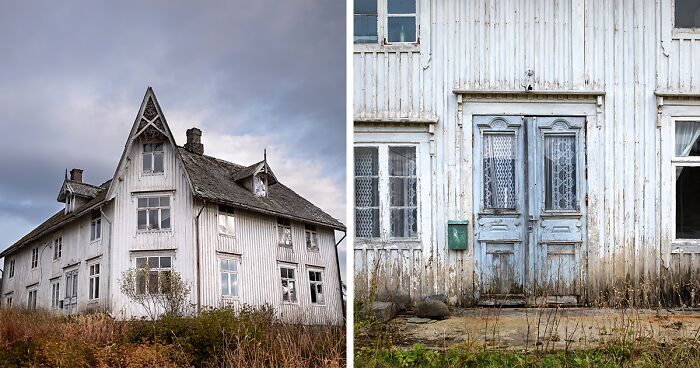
top-left (414, 300), bottom-right (449, 319)
top-left (366, 302), bottom-right (398, 323)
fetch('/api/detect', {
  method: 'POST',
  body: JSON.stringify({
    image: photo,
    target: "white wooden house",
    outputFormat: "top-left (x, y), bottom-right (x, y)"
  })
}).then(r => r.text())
top-left (0, 88), bottom-right (345, 324)
top-left (354, 0), bottom-right (700, 307)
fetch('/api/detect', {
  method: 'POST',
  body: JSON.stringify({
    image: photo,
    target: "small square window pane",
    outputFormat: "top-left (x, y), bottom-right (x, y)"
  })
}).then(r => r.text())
top-left (675, 0), bottom-right (700, 28)
top-left (675, 121), bottom-right (700, 156)
top-left (136, 257), bottom-right (147, 268)
top-left (160, 257), bottom-right (171, 268)
top-left (161, 209), bottom-right (170, 229)
top-left (154, 143), bottom-right (163, 152)
top-left (281, 268), bottom-right (287, 278)
top-left (148, 257), bottom-right (159, 268)
top-left (355, 147), bottom-right (379, 176)
top-left (390, 208), bottom-right (418, 238)
top-left (160, 197), bottom-right (169, 207)
top-left (143, 144), bottom-right (153, 153)
top-left (355, 0), bottom-right (376, 14)
top-left (390, 177), bottom-right (418, 206)
top-left (355, 178), bottom-right (379, 206)
top-left (389, 147), bottom-right (417, 176)
top-left (354, 15), bottom-right (378, 44)
top-left (148, 197), bottom-right (160, 207)
top-left (137, 210), bottom-right (147, 230)
top-left (154, 153), bottom-right (164, 172)
top-left (287, 269), bottom-right (294, 279)
top-left (138, 198), bottom-right (148, 208)
top-left (387, 16), bottom-right (416, 43)
top-left (676, 166), bottom-right (700, 239)
top-left (388, 0), bottom-right (415, 14)
top-left (355, 208), bottom-right (380, 238)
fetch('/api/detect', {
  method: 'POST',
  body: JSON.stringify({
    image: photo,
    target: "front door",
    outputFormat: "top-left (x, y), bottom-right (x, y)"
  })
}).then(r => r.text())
top-left (473, 116), bottom-right (586, 305)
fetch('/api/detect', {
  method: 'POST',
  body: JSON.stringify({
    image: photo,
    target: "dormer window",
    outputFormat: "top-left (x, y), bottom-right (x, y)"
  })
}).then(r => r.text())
top-left (143, 143), bottom-right (164, 174)
top-left (254, 175), bottom-right (267, 197)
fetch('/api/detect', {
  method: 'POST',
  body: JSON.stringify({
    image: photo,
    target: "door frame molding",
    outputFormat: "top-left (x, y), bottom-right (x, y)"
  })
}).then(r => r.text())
top-left (456, 95), bottom-right (603, 304)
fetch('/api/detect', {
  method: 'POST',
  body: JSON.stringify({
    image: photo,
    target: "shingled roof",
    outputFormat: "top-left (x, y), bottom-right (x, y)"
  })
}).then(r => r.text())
top-left (178, 147), bottom-right (345, 230)
top-left (0, 180), bottom-right (111, 258)
top-left (57, 180), bottom-right (101, 202)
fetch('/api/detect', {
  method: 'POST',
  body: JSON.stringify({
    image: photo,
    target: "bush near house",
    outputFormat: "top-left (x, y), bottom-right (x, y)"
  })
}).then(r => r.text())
top-left (0, 306), bottom-right (345, 368)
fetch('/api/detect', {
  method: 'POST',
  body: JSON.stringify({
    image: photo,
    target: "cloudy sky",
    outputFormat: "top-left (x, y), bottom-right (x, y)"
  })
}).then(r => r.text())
top-left (0, 1), bottom-right (347, 277)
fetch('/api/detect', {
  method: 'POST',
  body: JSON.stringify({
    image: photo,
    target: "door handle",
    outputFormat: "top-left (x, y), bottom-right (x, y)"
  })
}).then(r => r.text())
top-left (527, 216), bottom-right (537, 230)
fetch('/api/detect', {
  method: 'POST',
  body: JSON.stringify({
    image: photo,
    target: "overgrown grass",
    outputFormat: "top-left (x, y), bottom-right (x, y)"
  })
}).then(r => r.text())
top-left (355, 340), bottom-right (700, 368)
top-left (0, 306), bottom-right (345, 368)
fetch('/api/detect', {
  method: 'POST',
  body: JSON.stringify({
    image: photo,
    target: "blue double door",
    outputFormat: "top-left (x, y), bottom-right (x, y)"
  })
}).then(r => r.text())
top-left (473, 115), bottom-right (586, 305)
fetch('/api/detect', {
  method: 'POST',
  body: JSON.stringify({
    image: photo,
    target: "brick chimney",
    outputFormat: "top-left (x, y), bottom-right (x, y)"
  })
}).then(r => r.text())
top-left (70, 168), bottom-right (83, 183)
top-left (184, 127), bottom-right (204, 155)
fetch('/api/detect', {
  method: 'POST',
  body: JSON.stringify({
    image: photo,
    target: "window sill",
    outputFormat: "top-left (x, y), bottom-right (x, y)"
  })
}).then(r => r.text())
top-left (282, 301), bottom-right (299, 306)
top-left (142, 172), bottom-right (165, 177)
top-left (672, 28), bottom-right (700, 40)
top-left (306, 248), bottom-right (320, 253)
top-left (136, 229), bottom-right (172, 234)
top-left (90, 239), bottom-right (101, 244)
top-left (311, 303), bottom-right (326, 307)
top-left (278, 244), bottom-right (294, 249)
top-left (219, 233), bottom-right (236, 239)
top-left (354, 42), bottom-right (420, 53)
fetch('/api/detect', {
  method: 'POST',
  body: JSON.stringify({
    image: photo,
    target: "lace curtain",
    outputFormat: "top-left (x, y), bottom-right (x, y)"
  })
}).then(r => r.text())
top-left (355, 147), bottom-right (379, 238)
top-left (676, 122), bottom-right (700, 178)
top-left (545, 136), bottom-right (577, 210)
top-left (389, 147), bottom-right (417, 238)
top-left (483, 135), bottom-right (516, 209)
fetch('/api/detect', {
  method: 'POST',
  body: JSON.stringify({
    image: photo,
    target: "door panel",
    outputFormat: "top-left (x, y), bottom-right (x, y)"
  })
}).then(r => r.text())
top-left (473, 115), bottom-right (586, 305)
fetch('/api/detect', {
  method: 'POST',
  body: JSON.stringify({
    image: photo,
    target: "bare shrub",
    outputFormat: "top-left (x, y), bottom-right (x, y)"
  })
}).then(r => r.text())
top-left (119, 266), bottom-right (192, 320)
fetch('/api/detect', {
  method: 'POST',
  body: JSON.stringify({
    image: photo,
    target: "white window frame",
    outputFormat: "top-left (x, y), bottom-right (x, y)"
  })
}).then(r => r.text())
top-left (669, 117), bottom-right (700, 244)
top-left (8, 259), bottom-right (14, 278)
top-left (142, 143), bottom-right (165, 174)
top-left (31, 247), bottom-right (39, 269)
top-left (218, 255), bottom-right (240, 300)
top-left (133, 254), bottom-right (174, 295)
top-left (136, 195), bottom-right (172, 232)
top-left (277, 218), bottom-right (293, 247)
top-left (27, 288), bottom-right (37, 310)
top-left (53, 237), bottom-right (62, 260)
top-left (305, 224), bottom-right (319, 251)
top-left (88, 263), bottom-right (100, 300)
top-left (307, 267), bottom-right (326, 306)
top-left (279, 264), bottom-right (298, 304)
top-left (354, 0), bottom-right (420, 50)
top-left (354, 143), bottom-right (421, 241)
top-left (91, 213), bottom-right (102, 242)
top-left (51, 280), bottom-right (60, 309)
top-left (64, 269), bottom-right (79, 307)
top-left (218, 205), bottom-right (236, 237)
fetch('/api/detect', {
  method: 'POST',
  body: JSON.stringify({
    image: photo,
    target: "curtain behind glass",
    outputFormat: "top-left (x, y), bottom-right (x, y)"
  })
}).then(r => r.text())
top-left (544, 136), bottom-right (577, 210)
top-left (483, 134), bottom-right (516, 209)
top-left (389, 146), bottom-right (417, 238)
top-left (675, 121), bottom-right (700, 179)
top-left (355, 147), bottom-right (379, 237)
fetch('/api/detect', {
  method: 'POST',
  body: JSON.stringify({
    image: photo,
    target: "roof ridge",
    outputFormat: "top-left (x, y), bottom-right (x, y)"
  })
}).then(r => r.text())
top-left (65, 179), bottom-right (102, 189)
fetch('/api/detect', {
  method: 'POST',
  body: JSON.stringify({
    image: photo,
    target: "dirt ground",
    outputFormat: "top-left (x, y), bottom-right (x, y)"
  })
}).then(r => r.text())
top-left (391, 308), bottom-right (700, 350)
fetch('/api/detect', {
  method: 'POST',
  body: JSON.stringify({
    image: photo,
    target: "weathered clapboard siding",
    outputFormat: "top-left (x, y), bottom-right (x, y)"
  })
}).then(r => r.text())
top-left (354, 0), bottom-right (690, 306)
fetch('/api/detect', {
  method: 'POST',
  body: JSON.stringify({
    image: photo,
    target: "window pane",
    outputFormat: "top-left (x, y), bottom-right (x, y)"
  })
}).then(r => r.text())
top-left (355, 147), bottom-right (379, 176)
top-left (138, 198), bottom-right (148, 208)
top-left (388, 0), bottom-right (415, 14)
top-left (483, 134), bottom-right (516, 209)
top-left (230, 274), bottom-right (238, 297)
top-left (137, 210), bottom-right (147, 230)
top-left (95, 278), bottom-right (99, 298)
top-left (148, 271), bottom-right (159, 294)
top-left (161, 209), bottom-right (170, 229)
top-left (230, 260), bottom-right (237, 272)
top-left (389, 147), bottom-right (417, 176)
top-left (148, 197), bottom-right (160, 207)
top-left (311, 284), bottom-right (317, 303)
top-left (148, 257), bottom-right (159, 268)
top-left (391, 208), bottom-right (418, 238)
top-left (161, 271), bottom-right (172, 294)
top-left (544, 136), bottom-right (577, 210)
top-left (355, 0), bottom-right (376, 14)
top-left (676, 121), bottom-right (700, 156)
top-left (354, 15), bottom-right (378, 43)
top-left (221, 272), bottom-right (229, 296)
top-left (143, 153), bottom-right (152, 171)
top-left (148, 209), bottom-right (159, 230)
top-left (355, 177), bottom-right (379, 207)
top-left (218, 215), bottom-right (228, 234)
top-left (281, 268), bottom-right (287, 278)
top-left (136, 257), bottom-right (147, 268)
top-left (160, 257), bottom-right (171, 268)
top-left (677, 166), bottom-right (700, 239)
top-left (675, 0), bottom-right (700, 28)
top-left (355, 208), bottom-right (380, 238)
top-left (144, 144), bottom-right (153, 153)
top-left (154, 143), bottom-right (163, 152)
top-left (387, 16), bottom-right (416, 42)
top-left (160, 197), bottom-right (169, 207)
top-left (153, 153), bottom-right (164, 172)
top-left (389, 177), bottom-right (417, 206)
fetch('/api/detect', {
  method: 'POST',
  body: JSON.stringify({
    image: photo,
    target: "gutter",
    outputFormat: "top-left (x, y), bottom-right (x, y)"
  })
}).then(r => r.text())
top-left (100, 205), bottom-right (112, 314)
top-left (334, 231), bottom-right (347, 320)
top-left (194, 200), bottom-right (207, 313)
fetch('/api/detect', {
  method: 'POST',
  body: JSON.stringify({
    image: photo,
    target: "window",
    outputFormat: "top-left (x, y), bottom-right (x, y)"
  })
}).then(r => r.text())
top-left (308, 269), bottom-right (325, 305)
top-left (354, 0), bottom-right (378, 43)
top-left (91, 212), bottom-right (102, 241)
top-left (219, 257), bottom-right (239, 299)
top-left (544, 135), bottom-right (577, 211)
top-left (675, 0), bottom-right (700, 28)
top-left (254, 175), bottom-right (267, 197)
top-left (8, 260), bottom-right (14, 278)
top-left (389, 146), bottom-right (417, 237)
top-left (142, 143), bottom-right (164, 173)
top-left (135, 256), bottom-right (172, 295)
top-left (51, 281), bottom-right (60, 309)
top-left (675, 121), bottom-right (700, 239)
top-left (483, 134), bottom-right (517, 209)
top-left (355, 147), bottom-right (380, 238)
top-left (218, 205), bottom-right (235, 236)
top-left (5, 296), bottom-right (12, 308)
top-left (137, 196), bottom-right (171, 231)
top-left (53, 237), bottom-right (62, 260)
top-left (31, 248), bottom-right (38, 269)
top-left (65, 270), bottom-right (78, 306)
top-left (277, 218), bottom-right (293, 247)
top-left (280, 266), bottom-right (297, 303)
top-left (354, 0), bottom-right (417, 44)
top-left (305, 224), bottom-right (319, 251)
top-left (27, 289), bottom-right (37, 310)
top-left (89, 264), bottom-right (100, 300)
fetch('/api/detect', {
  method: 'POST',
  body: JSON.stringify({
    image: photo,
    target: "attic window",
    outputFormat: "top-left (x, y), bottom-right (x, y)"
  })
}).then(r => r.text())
top-left (254, 175), bottom-right (267, 197)
top-left (143, 143), bottom-right (164, 174)
top-left (277, 218), bottom-right (293, 247)
top-left (218, 205), bottom-right (235, 236)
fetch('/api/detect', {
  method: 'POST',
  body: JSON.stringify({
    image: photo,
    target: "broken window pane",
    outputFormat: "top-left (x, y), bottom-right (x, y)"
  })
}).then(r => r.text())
top-left (483, 134), bottom-right (516, 209)
top-left (677, 166), bottom-right (700, 239)
top-left (675, 0), bottom-right (700, 28)
top-left (354, 0), bottom-right (378, 43)
top-left (389, 146), bottom-right (417, 238)
top-left (544, 135), bottom-right (577, 211)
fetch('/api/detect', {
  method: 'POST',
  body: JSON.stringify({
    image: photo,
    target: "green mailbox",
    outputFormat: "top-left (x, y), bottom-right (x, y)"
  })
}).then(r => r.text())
top-left (447, 220), bottom-right (469, 250)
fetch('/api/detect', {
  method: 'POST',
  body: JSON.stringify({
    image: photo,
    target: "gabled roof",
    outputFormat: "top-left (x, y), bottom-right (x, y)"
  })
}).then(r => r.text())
top-left (179, 147), bottom-right (345, 230)
top-left (231, 160), bottom-right (278, 185)
top-left (57, 180), bottom-right (101, 202)
top-left (0, 180), bottom-right (111, 258)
